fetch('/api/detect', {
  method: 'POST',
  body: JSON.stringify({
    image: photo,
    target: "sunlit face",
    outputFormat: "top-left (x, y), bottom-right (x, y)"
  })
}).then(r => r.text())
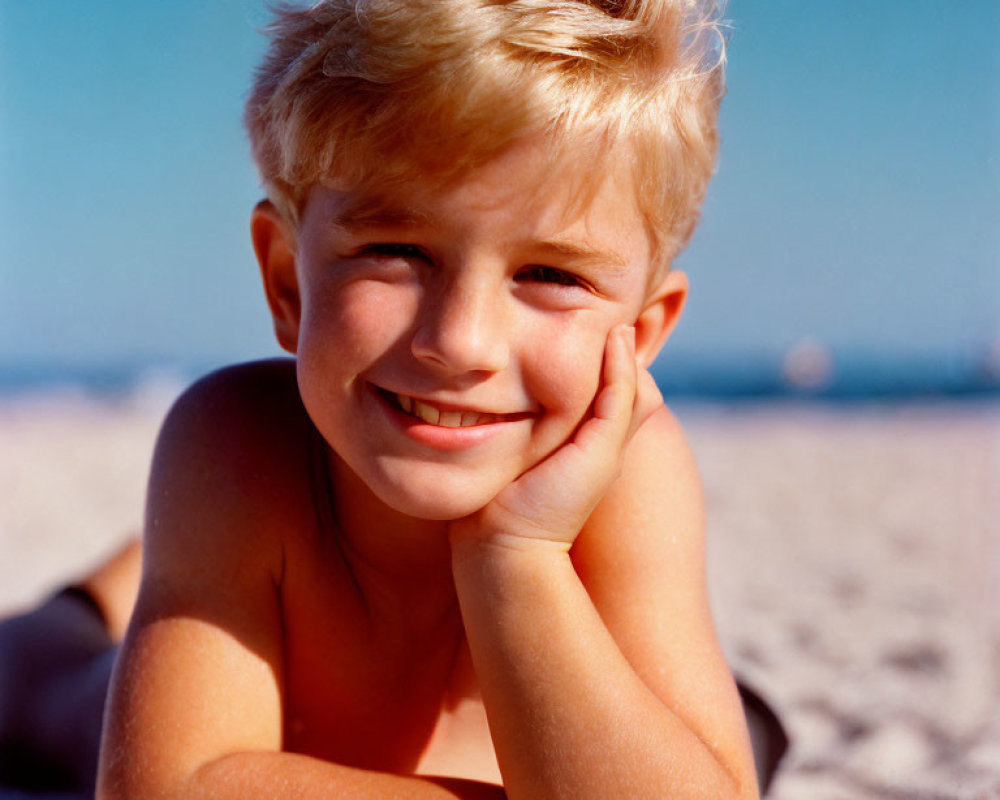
top-left (284, 138), bottom-right (661, 520)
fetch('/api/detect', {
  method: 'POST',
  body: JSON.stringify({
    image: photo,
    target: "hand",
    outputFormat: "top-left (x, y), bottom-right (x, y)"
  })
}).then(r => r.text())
top-left (450, 324), bottom-right (664, 551)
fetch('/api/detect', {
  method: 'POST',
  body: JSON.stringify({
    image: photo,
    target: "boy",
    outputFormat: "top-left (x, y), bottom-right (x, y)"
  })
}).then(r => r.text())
top-left (7, 0), bottom-right (762, 797)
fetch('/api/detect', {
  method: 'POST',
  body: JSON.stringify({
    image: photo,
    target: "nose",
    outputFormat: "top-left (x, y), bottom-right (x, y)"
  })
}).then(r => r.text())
top-left (411, 274), bottom-right (510, 375)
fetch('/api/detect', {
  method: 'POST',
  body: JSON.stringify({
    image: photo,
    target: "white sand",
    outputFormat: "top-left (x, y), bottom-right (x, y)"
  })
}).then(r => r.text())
top-left (1, 391), bottom-right (998, 798)
top-left (684, 402), bottom-right (1000, 799)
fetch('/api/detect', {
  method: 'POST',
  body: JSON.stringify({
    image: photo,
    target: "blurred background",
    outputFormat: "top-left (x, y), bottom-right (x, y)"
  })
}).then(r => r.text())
top-left (1, 2), bottom-right (998, 799)
top-left (1, 0), bottom-right (997, 397)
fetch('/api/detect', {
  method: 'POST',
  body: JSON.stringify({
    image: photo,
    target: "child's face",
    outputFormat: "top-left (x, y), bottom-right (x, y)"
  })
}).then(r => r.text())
top-left (260, 137), bottom-right (683, 520)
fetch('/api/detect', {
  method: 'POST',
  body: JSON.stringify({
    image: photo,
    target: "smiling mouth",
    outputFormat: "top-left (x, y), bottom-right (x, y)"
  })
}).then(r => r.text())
top-left (382, 390), bottom-right (525, 428)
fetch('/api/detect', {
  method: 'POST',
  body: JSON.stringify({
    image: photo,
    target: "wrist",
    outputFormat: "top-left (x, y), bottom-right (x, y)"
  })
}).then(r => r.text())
top-left (451, 525), bottom-right (573, 584)
top-left (449, 518), bottom-right (573, 561)
top-left (448, 495), bottom-right (582, 553)
top-left (450, 530), bottom-right (578, 632)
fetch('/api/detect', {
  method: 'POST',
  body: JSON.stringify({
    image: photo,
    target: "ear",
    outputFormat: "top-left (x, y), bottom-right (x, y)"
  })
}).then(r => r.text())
top-left (634, 269), bottom-right (688, 368)
top-left (251, 199), bottom-right (300, 354)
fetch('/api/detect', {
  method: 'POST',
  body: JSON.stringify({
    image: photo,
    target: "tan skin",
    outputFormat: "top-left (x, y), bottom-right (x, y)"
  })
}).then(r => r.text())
top-left (98, 139), bottom-right (757, 799)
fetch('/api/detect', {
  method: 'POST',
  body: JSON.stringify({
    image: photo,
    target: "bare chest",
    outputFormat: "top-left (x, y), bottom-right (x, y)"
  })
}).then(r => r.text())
top-left (278, 550), bottom-right (501, 784)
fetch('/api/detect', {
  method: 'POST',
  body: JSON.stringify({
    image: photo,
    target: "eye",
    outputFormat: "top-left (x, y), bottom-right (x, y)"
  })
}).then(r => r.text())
top-left (515, 265), bottom-right (586, 288)
top-left (360, 243), bottom-right (428, 260)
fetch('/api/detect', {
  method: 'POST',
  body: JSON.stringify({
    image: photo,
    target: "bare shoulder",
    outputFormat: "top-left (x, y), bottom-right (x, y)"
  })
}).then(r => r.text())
top-left (572, 402), bottom-right (708, 638)
top-left (142, 358), bottom-right (311, 606)
top-left (575, 403), bottom-right (705, 568)
top-left (155, 358), bottom-right (303, 459)
top-left (620, 402), bottom-right (702, 494)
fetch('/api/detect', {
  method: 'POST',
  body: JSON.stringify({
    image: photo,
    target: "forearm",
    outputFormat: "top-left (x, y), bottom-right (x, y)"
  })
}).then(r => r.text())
top-left (100, 750), bottom-right (506, 800)
top-left (452, 537), bottom-right (754, 800)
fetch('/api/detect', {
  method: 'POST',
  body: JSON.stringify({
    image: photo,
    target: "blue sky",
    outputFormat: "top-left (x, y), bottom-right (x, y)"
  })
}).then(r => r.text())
top-left (1, 1), bottom-right (997, 377)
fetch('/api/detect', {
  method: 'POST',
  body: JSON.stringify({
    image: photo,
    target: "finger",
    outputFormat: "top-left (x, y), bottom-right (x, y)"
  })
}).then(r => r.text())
top-left (578, 324), bottom-right (637, 451)
top-left (592, 324), bottom-right (636, 419)
top-left (627, 365), bottom-right (665, 440)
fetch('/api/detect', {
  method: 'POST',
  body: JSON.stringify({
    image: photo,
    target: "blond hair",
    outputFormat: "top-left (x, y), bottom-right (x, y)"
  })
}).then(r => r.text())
top-left (245, 0), bottom-right (725, 271)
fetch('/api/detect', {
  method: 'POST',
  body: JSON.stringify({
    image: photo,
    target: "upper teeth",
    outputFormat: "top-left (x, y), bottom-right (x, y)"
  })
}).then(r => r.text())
top-left (397, 394), bottom-right (496, 427)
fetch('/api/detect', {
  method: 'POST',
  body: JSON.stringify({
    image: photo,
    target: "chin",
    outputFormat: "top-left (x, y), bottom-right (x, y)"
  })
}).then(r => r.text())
top-left (384, 487), bottom-right (495, 522)
top-left (371, 469), bottom-right (501, 522)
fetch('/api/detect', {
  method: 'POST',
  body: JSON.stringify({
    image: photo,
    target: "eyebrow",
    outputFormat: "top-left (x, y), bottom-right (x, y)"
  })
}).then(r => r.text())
top-left (534, 239), bottom-right (629, 273)
top-left (330, 198), bottom-right (438, 233)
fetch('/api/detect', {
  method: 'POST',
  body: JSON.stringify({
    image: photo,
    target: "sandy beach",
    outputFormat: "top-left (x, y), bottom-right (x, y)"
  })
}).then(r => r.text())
top-left (1, 389), bottom-right (998, 799)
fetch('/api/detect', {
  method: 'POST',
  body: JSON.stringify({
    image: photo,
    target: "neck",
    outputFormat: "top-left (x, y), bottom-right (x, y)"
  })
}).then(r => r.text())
top-left (327, 450), bottom-right (460, 640)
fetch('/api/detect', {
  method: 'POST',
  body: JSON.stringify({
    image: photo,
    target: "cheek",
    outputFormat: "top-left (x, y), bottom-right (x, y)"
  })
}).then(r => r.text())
top-left (301, 280), bottom-right (416, 361)
top-left (295, 282), bottom-right (418, 419)
top-left (524, 317), bottom-right (608, 420)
